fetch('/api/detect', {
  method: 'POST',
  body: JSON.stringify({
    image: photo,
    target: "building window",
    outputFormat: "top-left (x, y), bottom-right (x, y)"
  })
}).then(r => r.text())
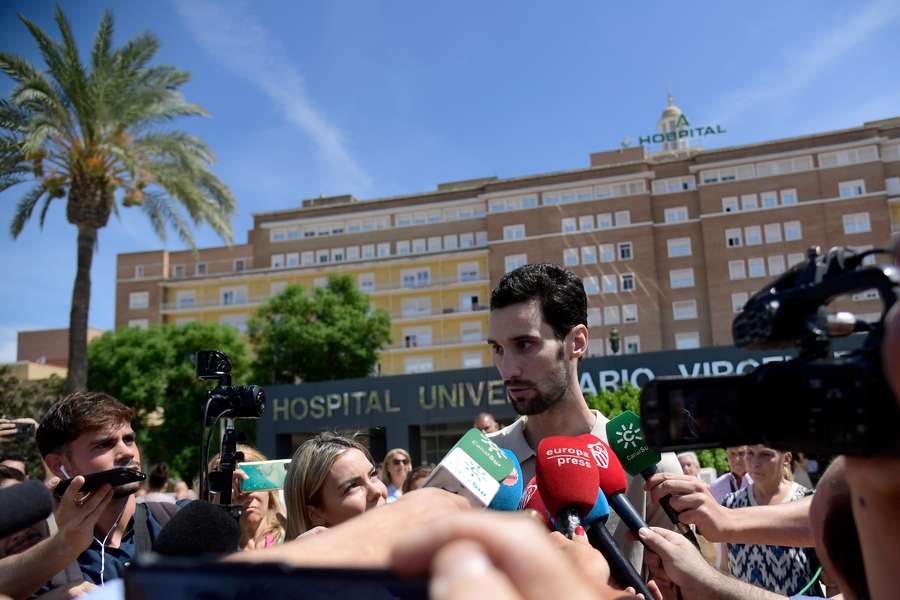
top-left (460, 232), bottom-right (475, 248)
top-left (839, 180), bottom-right (866, 198)
top-left (503, 224), bottom-right (526, 240)
top-left (271, 254), bottom-right (285, 269)
top-left (401, 268), bottom-right (430, 289)
top-left (617, 242), bottom-right (633, 260)
top-left (728, 260), bottom-right (746, 280)
top-left (672, 300), bottom-right (697, 321)
top-left (377, 242), bottom-right (391, 257)
top-left (732, 292), bottom-right (748, 314)
top-left (620, 273), bottom-right (636, 292)
top-left (428, 236), bottom-right (442, 252)
top-left (722, 197), bottom-right (739, 213)
top-left (397, 240), bottom-right (411, 256)
top-left (563, 248), bottom-right (579, 266)
top-left (404, 356), bottom-right (434, 374)
top-left (196, 262), bottom-right (207, 275)
top-left (767, 255), bottom-right (786, 276)
top-left (476, 231), bottom-right (488, 246)
top-left (412, 238), bottom-right (426, 253)
top-left (599, 244), bottom-right (615, 263)
top-left (725, 228), bottom-right (742, 248)
top-left (601, 274), bottom-right (618, 294)
top-left (741, 194), bottom-right (759, 210)
top-left (764, 223), bottom-right (782, 244)
top-left (234, 259), bottom-right (246, 272)
top-left (459, 293), bottom-right (481, 312)
top-left (624, 336), bottom-right (641, 354)
top-left (561, 217), bottom-right (577, 233)
top-left (581, 246), bottom-right (597, 265)
top-left (316, 250), bottom-right (329, 264)
top-left (458, 262), bottom-right (480, 282)
top-left (402, 296), bottom-right (431, 317)
top-left (460, 321), bottom-right (482, 343)
top-left (664, 206), bottom-right (689, 223)
top-left (603, 306), bottom-right (620, 325)
top-left (748, 257), bottom-right (766, 278)
top-left (172, 264), bottom-right (185, 278)
top-left (444, 234), bottom-right (459, 250)
top-left (346, 246), bottom-right (360, 261)
top-left (675, 332), bottom-right (701, 349)
top-left (743, 226), bottom-right (762, 246)
top-left (652, 176), bottom-right (695, 194)
top-left (787, 253), bottom-right (805, 267)
top-left (220, 286), bottom-right (247, 306)
top-left (761, 191), bottom-right (778, 208)
top-left (287, 252), bottom-right (300, 267)
top-left (402, 326), bottom-right (432, 348)
top-left (780, 189), bottom-right (798, 205)
top-left (505, 254), bottom-right (527, 273)
top-left (670, 268), bottom-right (695, 289)
top-left (587, 308), bottom-right (603, 327)
top-left (129, 291), bottom-right (149, 309)
top-left (597, 213), bottom-right (613, 229)
top-left (579, 215), bottom-right (594, 230)
top-left (134, 264), bottom-right (144, 278)
top-left (176, 290), bottom-right (195, 309)
top-left (362, 244), bottom-right (375, 259)
top-left (128, 319), bottom-right (149, 329)
top-left (622, 304), bottom-right (638, 323)
top-left (614, 211), bottom-right (631, 226)
top-left (667, 237), bottom-right (692, 257)
top-left (271, 229), bottom-right (287, 242)
top-left (301, 251), bottom-right (314, 266)
top-left (843, 212), bottom-right (871, 234)
top-left (358, 273), bottom-right (375, 292)
top-left (461, 352), bottom-right (483, 368)
top-left (588, 339), bottom-right (605, 357)
top-left (784, 221), bottom-right (802, 241)
top-left (583, 276), bottom-right (600, 295)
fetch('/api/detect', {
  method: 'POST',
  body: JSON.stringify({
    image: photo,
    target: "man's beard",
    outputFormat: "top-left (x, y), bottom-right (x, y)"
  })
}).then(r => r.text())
top-left (507, 352), bottom-right (571, 416)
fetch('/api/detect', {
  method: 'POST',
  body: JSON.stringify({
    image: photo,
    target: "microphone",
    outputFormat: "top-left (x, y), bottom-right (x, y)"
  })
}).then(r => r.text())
top-left (606, 410), bottom-right (700, 548)
top-left (0, 480), bottom-right (53, 538)
top-left (519, 476), bottom-right (553, 530)
top-left (152, 500), bottom-right (240, 556)
top-left (488, 449), bottom-right (523, 511)
top-left (535, 436), bottom-right (652, 599)
top-left (580, 433), bottom-right (650, 537)
top-left (424, 428), bottom-right (514, 507)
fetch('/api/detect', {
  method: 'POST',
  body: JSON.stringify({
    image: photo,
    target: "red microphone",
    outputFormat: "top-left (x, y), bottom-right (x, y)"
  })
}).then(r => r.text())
top-left (519, 476), bottom-right (553, 531)
top-left (535, 436), bottom-right (600, 537)
top-left (582, 434), bottom-right (649, 537)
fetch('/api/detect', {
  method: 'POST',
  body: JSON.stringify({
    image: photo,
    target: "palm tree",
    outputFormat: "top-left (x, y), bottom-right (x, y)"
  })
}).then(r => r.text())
top-left (0, 7), bottom-right (235, 392)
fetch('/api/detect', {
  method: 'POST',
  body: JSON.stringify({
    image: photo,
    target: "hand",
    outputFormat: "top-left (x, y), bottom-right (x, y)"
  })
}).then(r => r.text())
top-left (49, 476), bottom-right (114, 552)
top-left (0, 417), bottom-right (37, 443)
top-left (392, 512), bottom-right (624, 600)
top-left (38, 580), bottom-right (97, 599)
top-left (644, 473), bottom-right (729, 541)
top-left (547, 529), bottom-right (611, 594)
top-left (641, 527), bottom-right (720, 599)
top-left (298, 525), bottom-right (328, 538)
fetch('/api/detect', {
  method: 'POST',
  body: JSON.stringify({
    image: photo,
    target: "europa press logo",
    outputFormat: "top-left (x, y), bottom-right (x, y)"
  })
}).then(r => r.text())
top-left (615, 422), bottom-right (643, 450)
top-left (586, 441), bottom-right (610, 469)
top-left (519, 481), bottom-right (538, 509)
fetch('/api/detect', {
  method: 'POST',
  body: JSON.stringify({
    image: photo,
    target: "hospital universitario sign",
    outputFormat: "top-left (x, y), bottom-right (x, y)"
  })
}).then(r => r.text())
top-left (255, 344), bottom-right (806, 459)
top-left (638, 113), bottom-right (726, 146)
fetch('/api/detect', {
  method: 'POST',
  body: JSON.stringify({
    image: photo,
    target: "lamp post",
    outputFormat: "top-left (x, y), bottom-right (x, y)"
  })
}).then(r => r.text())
top-left (609, 327), bottom-right (620, 355)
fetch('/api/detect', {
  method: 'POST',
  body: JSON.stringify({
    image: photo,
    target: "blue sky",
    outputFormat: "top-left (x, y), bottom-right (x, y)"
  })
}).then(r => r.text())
top-left (1, 0), bottom-right (899, 361)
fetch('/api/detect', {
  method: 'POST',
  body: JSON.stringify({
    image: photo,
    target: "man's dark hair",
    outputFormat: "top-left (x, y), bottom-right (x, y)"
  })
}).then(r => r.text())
top-left (0, 464), bottom-right (26, 483)
top-left (148, 462), bottom-right (170, 491)
top-left (36, 392), bottom-right (134, 457)
top-left (490, 263), bottom-right (587, 340)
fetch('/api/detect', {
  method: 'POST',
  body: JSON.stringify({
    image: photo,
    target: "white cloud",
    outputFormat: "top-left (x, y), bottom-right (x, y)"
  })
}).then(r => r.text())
top-left (174, 1), bottom-right (373, 196)
top-left (706, 0), bottom-right (900, 125)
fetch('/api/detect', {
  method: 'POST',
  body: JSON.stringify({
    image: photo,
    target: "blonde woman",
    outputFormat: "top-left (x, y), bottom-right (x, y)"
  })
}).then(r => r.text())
top-left (381, 448), bottom-right (412, 503)
top-left (284, 432), bottom-right (387, 540)
top-left (210, 444), bottom-right (285, 550)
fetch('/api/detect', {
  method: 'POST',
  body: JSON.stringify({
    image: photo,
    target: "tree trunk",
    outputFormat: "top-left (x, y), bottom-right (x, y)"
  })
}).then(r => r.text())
top-left (66, 225), bottom-right (97, 392)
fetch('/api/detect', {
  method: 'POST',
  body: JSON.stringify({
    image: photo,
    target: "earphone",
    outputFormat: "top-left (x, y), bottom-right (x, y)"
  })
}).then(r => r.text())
top-left (59, 465), bottom-right (70, 478)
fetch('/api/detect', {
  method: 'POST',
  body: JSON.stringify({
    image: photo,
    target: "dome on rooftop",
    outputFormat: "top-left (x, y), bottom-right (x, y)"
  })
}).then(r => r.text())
top-left (660, 94), bottom-right (682, 120)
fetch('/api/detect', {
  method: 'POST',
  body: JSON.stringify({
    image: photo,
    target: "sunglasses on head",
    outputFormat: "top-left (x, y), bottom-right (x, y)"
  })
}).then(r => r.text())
top-left (391, 458), bottom-right (409, 466)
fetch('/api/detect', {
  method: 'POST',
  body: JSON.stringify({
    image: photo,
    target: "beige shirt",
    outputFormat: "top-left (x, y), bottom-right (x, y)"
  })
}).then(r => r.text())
top-left (488, 409), bottom-right (682, 571)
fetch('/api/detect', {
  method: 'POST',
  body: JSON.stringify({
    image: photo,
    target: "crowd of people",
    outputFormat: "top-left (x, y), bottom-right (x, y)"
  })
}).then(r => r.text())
top-left (1, 261), bottom-right (899, 599)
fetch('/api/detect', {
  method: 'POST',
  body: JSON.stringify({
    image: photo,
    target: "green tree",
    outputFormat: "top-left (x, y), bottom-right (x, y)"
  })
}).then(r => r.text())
top-left (697, 448), bottom-right (730, 475)
top-left (1, 7), bottom-right (235, 392)
top-left (87, 322), bottom-right (250, 481)
top-left (585, 383), bottom-right (641, 419)
top-left (248, 275), bottom-right (392, 384)
top-left (0, 366), bottom-right (66, 479)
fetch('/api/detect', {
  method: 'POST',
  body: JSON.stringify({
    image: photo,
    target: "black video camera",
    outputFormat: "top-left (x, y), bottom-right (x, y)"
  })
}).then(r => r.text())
top-left (641, 246), bottom-right (900, 457)
top-left (196, 350), bottom-right (265, 420)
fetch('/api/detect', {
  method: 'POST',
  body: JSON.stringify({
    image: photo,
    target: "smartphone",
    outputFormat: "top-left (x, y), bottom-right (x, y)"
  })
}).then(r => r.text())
top-left (15, 422), bottom-right (36, 440)
top-left (54, 467), bottom-right (147, 497)
top-left (126, 559), bottom-right (428, 600)
top-left (238, 459), bottom-right (290, 492)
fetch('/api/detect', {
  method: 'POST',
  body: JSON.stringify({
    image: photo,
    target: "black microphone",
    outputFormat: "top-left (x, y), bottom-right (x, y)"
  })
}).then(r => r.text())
top-left (0, 480), bottom-right (53, 538)
top-left (152, 500), bottom-right (241, 557)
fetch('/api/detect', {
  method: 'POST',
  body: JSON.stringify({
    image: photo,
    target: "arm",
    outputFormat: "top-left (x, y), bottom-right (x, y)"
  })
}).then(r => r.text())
top-left (0, 477), bottom-right (112, 599)
top-left (645, 473), bottom-right (813, 547)
top-left (640, 527), bottom-right (786, 600)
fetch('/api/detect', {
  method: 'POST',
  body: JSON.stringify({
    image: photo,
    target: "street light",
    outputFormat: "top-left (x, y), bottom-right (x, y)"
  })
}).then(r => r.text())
top-left (609, 327), bottom-right (620, 355)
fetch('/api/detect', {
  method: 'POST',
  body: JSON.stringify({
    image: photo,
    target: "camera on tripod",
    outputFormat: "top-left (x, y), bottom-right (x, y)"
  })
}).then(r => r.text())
top-left (641, 245), bottom-right (900, 457)
top-left (196, 350), bottom-right (266, 510)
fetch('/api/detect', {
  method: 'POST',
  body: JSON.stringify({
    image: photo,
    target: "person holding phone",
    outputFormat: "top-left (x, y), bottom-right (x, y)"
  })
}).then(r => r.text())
top-left (283, 432), bottom-right (387, 539)
top-left (381, 448), bottom-right (411, 503)
top-left (35, 391), bottom-right (182, 588)
top-left (210, 444), bottom-right (285, 550)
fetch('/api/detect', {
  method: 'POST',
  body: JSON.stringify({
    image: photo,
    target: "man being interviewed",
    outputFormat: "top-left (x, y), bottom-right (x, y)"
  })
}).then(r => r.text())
top-left (486, 263), bottom-right (682, 571)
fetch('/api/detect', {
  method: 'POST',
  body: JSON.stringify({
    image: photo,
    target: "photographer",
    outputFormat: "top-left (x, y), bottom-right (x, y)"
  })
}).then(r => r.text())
top-left (35, 392), bottom-right (181, 588)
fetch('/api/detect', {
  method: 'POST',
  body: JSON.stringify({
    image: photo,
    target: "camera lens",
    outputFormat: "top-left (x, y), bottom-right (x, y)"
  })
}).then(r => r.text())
top-left (236, 385), bottom-right (265, 419)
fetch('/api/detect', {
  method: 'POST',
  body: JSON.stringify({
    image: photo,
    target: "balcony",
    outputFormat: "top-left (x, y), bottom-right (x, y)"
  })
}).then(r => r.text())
top-left (160, 294), bottom-right (268, 313)
top-left (367, 275), bottom-right (489, 294)
top-left (383, 335), bottom-right (487, 351)
top-left (392, 304), bottom-right (489, 321)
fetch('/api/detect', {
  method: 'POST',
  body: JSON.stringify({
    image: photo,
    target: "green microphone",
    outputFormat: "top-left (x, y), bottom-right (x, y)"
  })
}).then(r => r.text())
top-left (606, 410), bottom-right (700, 549)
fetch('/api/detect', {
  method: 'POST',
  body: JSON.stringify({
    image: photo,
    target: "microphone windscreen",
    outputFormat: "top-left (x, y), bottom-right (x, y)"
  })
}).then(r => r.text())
top-left (535, 436), bottom-right (600, 518)
top-left (584, 487), bottom-right (611, 526)
top-left (580, 434), bottom-right (628, 496)
top-left (488, 449), bottom-right (523, 511)
top-left (0, 480), bottom-right (52, 538)
top-left (519, 477), bottom-right (552, 530)
top-left (152, 500), bottom-right (240, 557)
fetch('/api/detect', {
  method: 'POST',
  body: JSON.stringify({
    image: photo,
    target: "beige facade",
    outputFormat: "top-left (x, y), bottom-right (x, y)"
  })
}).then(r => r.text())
top-left (17, 327), bottom-right (105, 368)
top-left (114, 110), bottom-right (900, 374)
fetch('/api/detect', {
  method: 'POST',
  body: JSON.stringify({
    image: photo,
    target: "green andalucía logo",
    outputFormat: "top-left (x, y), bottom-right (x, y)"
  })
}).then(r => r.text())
top-left (615, 422), bottom-right (643, 450)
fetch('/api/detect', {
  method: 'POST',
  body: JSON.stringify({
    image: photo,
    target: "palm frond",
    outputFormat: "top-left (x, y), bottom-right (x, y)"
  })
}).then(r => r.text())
top-left (141, 189), bottom-right (195, 246)
top-left (38, 193), bottom-right (59, 228)
top-left (9, 184), bottom-right (47, 238)
top-left (90, 11), bottom-right (114, 74)
top-left (0, 52), bottom-right (39, 84)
